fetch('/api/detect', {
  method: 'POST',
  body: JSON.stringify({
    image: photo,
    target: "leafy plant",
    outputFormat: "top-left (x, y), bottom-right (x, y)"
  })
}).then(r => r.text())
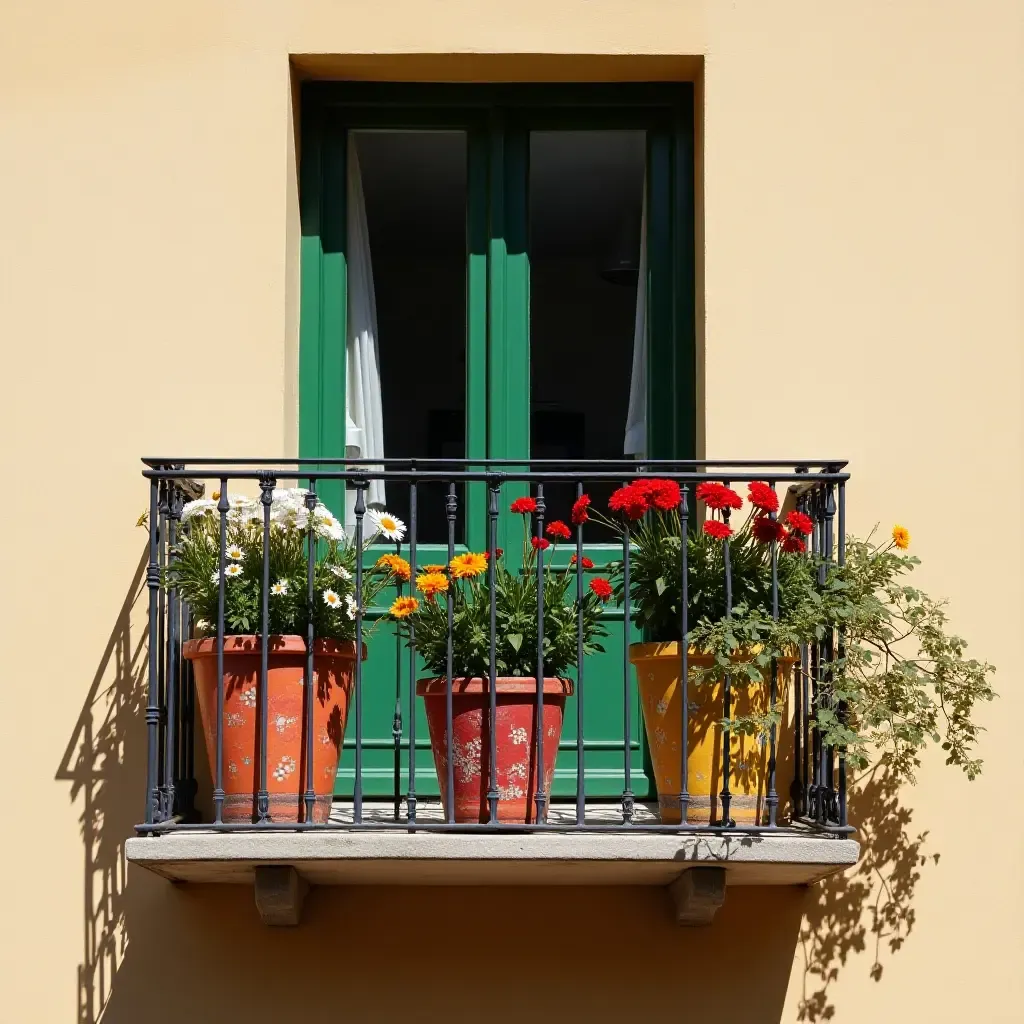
top-left (387, 501), bottom-right (610, 678)
top-left (164, 489), bottom-right (407, 644)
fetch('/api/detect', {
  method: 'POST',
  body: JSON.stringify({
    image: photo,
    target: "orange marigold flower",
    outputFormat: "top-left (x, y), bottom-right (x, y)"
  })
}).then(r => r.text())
top-left (892, 524), bottom-right (910, 550)
top-left (416, 572), bottom-right (449, 596)
top-left (571, 494), bottom-right (591, 525)
top-left (785, 510), bottom-right (814, 536)
top-left (546, 520), bottom-right (571, 540)
top-left (424, 564), bottom-right (447, 573)
top-left (376, 553), bottom-right (411, 582)
top-left (389, 596), bottom-right (419, 619)
top-left (510, 496), bottom-right (537, 514)
top-left (703, 519), bottom-right (733, 540)
top-left (449, 552), bottom-right (488, 578)
top-left (748, 481), bottom-right (779, 514)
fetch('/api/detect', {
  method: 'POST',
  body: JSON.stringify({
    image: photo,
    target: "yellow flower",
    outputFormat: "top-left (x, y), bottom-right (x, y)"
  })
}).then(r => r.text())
top-left (376, 553), bottom-right (412, 582)
top-left (416, 572), bottom-right (449, 596)
top-left (892, 524), bottom-right (910, 550)
top-left (389, 596), bottom-right (419, 619)
top-left (424, 564), bottom-right (447, 574)
top-left (449, 552), bottom-right (488, 579)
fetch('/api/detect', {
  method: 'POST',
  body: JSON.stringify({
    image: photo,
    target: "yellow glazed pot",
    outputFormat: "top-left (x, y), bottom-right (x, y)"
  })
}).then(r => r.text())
top-left (630, 642), bottom-right (798, 825)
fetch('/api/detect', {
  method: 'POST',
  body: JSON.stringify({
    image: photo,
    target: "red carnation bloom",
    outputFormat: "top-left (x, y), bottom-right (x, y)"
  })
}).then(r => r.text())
top-left (644, 478), bottom-right (683, 511)
top-left (786, 510), bottom-right (814, 536)
top-left (570, 554), bottom-right (595, 569)
top-left (781, 529), bottom-right (807, 554)
top-left (589, 578), bottom-right (613, 601)
top-left (608, 483), bottom-right (648, 519)
top-left (545, 520), bottom-right (571, 540)
top-left (531, 536), bottom-right (551, 551)
top-left (695, 481), bottom-right (743, 512)
top-left (748, 481), bottom-right (779, 514)
top-left (571, 494), bottom-right (591, 525)
top-left (752, 515), bottom-right (786, 545)
top-left (702, 519), bottom-right (733, 541)
top-left (510, 496), bottom-right (537, 514)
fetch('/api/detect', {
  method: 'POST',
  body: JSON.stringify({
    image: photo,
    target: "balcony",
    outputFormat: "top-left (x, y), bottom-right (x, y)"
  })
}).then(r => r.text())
top-left (125, 458), bottom-right (858, 925)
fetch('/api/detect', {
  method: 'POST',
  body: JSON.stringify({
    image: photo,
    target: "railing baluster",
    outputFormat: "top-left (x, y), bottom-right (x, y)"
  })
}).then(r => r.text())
top-left (303, 486), bottom-right (318, 823)
top-left (214, 479), bottom-right (229, 824)
top-left (407, 476), bottom-right (418, 825)
top-left (144, 478), bottom-right (162, 826)
top-left (719, 484), bottom-right (734, 827)
top-left (679, 483), bottom-right (690, 826)
top-left (392, 528), bottom-right (403, 824)
top-left (257, 473), bottom-right (275, 823)
top-left (164, 484), bottom-right (182, 820)
top-left (353, 480), bottom-right (366, 824)
top-left (486, 479), bottom-right (500, 824)
top-left (837, 478), bottom-right (848, 827)
top-left (621, 510), bottom-right (634, 825)
top-left (823, 480), bottom-right (837, 823)
top-left (445, 483), bottom-right (457, 824)
top-left (157, 482), bottom-right (168, 819)
top-left (534, 483), bottom-right (547, 824)
top-left (766, 480), bottom-right (779, 827)
top-left (575, 480), bottom-right (585, 826)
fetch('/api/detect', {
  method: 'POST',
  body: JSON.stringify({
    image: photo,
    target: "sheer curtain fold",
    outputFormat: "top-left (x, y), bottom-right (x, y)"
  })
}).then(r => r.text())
top-left (623, 182), bottom-right (647, 458)
top-left (345, 135), bottom-right (387, 525)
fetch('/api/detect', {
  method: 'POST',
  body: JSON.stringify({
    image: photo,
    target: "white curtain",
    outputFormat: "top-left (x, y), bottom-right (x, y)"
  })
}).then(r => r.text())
top-left (345, 135), bottom-right (387, 526)
top-left (623, 183), bottom-right (647, 457)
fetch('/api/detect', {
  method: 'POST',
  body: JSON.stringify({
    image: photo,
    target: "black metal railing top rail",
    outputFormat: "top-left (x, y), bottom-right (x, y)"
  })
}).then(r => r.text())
top-left (138, 457), bottom-right (850, 836)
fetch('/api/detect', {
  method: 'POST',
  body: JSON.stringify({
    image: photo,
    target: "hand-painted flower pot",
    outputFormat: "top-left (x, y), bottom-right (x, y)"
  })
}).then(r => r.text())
top-left (416, 677), bottom-right (574, 824)
top-left (629, 642), bottom-right (797, 825)
top-left (184, 635), bottom-right (364, 823)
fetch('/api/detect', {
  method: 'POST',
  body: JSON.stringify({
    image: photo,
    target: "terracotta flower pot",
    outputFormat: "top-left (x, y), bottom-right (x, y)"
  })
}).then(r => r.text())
top-left (184, 635), bottom-right (364, 823)
top-left (629, 642), bottom-right (798, 825)
top-left (416, 677), bottom-right (574, 824)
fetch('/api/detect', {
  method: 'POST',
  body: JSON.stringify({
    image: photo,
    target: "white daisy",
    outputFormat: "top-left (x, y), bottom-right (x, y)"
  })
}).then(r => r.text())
top-left (224, 563), bottom-right (243, 579)
top-left (366, 508), bottom-right (406, 542)
top-left (314, 507), bottom-right (345, 542)
top-left (226, 544), bottom-right (244, 561)
top-left (345, 594), bottom-right (358, 620)
top-left (330, 564), bottom-right (352, 581)
top-left (323, 589), bottom-right (342, 609)
top-left (271, 579), bottom-right (289, 596)
top-left (181, 498), bottom-right (217, 522)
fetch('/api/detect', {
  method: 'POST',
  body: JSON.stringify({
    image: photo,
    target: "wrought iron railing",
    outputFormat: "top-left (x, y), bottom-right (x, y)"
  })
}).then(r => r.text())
top-left (137, 458), bottom-right (851, 837)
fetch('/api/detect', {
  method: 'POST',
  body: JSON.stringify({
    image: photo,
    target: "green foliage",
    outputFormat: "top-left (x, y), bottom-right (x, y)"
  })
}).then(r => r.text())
top-left (163, 489), bottom-right (402, 644)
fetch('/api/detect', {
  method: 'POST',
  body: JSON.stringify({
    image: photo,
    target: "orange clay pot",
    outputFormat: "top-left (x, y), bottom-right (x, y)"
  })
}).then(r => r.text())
top-left (184, 635), bottom-right (364, 823)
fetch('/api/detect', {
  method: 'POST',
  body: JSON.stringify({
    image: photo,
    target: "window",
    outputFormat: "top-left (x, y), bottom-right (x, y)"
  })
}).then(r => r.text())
top-left (299, 83), bottom-right (695, 799)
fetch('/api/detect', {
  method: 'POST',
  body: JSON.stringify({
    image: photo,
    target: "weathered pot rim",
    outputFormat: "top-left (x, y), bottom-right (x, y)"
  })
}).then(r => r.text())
top-left (629, 641), bottom-right (798, 666)
top-left (416, 676), bottom-right (574, 697)
top-left (183, 635), bottom-right (366, 660)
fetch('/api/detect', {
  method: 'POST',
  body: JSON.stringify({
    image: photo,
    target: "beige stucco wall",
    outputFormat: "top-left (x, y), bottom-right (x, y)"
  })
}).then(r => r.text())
top-left (1, 1), bottom-right (1021, 1020)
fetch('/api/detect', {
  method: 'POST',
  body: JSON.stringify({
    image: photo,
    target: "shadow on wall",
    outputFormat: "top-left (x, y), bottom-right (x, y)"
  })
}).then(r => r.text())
top-left (56, 554), bottom-right (937, 1024)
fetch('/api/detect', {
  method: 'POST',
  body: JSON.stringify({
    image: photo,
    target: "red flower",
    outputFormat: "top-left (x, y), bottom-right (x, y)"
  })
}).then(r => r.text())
top-left (482, 548), bottom-right (504, 560)
top-left (510, 496), bottom-right (537, 514)
top-left (545, 520), bottom-right (571, 540)
top-left (748, 481), bottom-right (779, 514)
top-left (781, 529), bottom-right (807, 554)
top-left (786, 510), bottom-right (814, 536)
top-left (643, 478), bottom-right (683, 511)
top-left (695, 481), bottom-right (743, 511)
top-left (702, 519), bottom-right (733, 540)
top-left (608, 483), bottom-right (648, 519)
top-left (752, 515), bottom-right (786, 545)
top-left (570, 554), bottom-right (595, 569)
top-left (531, 536), bottom-right (551, 551)
top-left (589, 578), bottom-right (613, 601)
top-left (571, 494), bottom-right (591, 525)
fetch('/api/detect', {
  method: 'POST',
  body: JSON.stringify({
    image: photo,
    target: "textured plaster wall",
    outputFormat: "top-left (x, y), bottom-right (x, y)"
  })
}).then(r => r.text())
top-left (1, 2), bottom-right (1021, 1021)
